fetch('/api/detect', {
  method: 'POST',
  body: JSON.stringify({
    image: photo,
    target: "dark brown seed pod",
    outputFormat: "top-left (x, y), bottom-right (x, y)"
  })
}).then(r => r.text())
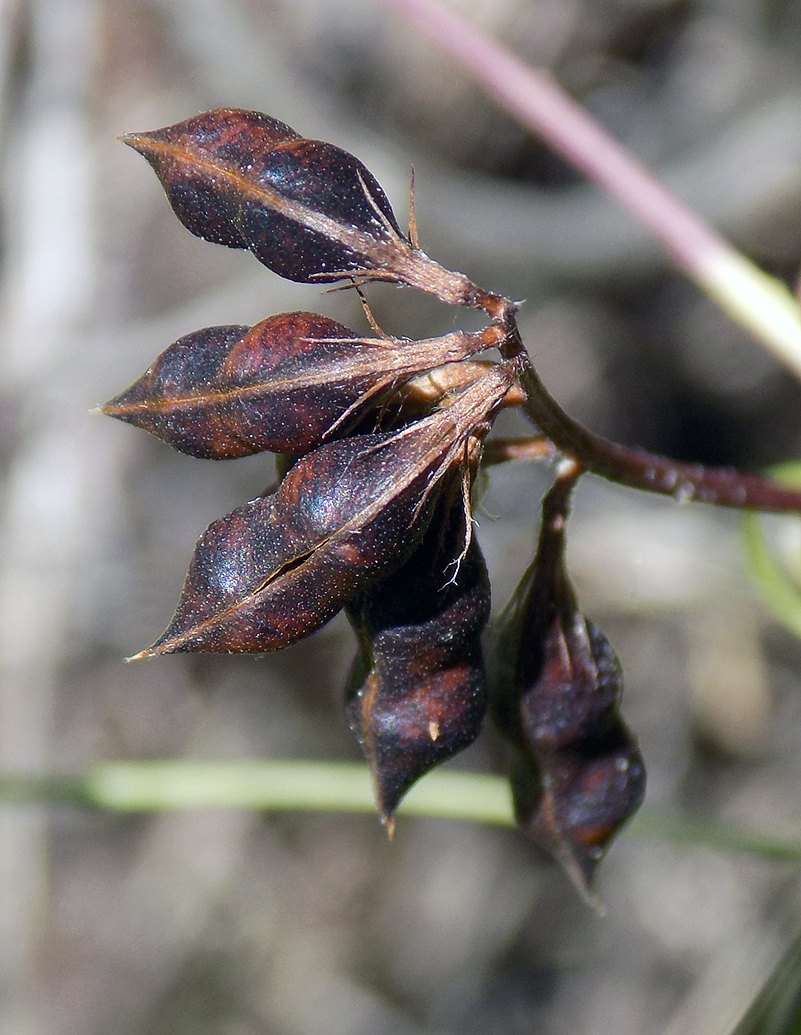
top-left (130, 362), bottom-right (517, 658)
top-left (493, 468), bottom-right (622, 750)
top-left (122, 108), bottom-right (491, 308)
top-left (101, 313), bottom-right (496, 459)
top-left (346, 505), bottom-right (491, 828)
top-left (122, 108), bottom-right (400, 282)
top-left (510, 726), bottom-right (645, 897)
top-left (491, 463), bottom-right (646, 893)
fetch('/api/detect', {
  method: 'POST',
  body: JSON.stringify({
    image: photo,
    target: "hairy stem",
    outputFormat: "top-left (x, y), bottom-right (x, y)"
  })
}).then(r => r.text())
top-left (501, 327), bottom-right (801, 512)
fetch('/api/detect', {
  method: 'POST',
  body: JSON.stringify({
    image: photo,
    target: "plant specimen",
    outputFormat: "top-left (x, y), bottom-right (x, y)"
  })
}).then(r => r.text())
top-left (104, 107), bottom-right (801, 896)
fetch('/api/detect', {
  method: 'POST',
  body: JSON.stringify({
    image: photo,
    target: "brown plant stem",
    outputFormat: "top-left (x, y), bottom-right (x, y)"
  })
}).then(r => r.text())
top-left (501, 326), bottom-right (801, 513)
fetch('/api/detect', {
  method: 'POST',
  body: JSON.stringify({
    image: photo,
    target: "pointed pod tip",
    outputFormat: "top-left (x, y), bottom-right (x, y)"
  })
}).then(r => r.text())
top-left (93, 399), bottom-right (127, 419)
top-left (555, 842), bottom-right (607, 912)
top-left (124, 646), bottom-right (158, 663)
top-left (382, 815), bottom-right (396, 841)
top-left (119, 132), bottom-right (158, 158)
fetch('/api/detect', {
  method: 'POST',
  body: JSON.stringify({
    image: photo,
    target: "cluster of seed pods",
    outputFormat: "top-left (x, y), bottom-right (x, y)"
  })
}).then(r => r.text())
top-left (106, 108), bottom-right (646, 891)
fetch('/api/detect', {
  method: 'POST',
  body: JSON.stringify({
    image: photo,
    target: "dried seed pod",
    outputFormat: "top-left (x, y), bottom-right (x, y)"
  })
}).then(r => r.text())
top-left (346, 505), bottom-right (491, 826)
top-left (510, 725), bottom-right (645, 896)
top-left (517, 600), bottom-right (624, 753)
top-left (493, 471), bottom-right (621, 750)
top-left (102, 312), bottom-right (495, 459)
top-left (122, 108), bottom-right (490, 307)
top-left (122, 108), bottom-right (397, 283)
top-left (491, 464), bottom-right (646, 893)
top-left (131, 362), bottom-right (517, 658)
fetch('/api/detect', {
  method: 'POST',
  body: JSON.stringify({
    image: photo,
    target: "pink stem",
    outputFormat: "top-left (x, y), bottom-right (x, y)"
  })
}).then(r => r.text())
top-left (379, 0), bottom-right (731, 277)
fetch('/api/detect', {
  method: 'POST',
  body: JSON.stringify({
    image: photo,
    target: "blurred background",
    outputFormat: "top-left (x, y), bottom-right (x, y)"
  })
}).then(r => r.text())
top-left (1, 0), bottom-right (801, 1032)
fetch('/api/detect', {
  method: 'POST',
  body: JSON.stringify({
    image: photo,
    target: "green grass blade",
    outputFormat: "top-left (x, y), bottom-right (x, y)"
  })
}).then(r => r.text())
top-left (742, 461), bottom-right (801, 640)
top-left (729, 929), bottom-right (801, 1035)
top-left (1, 761), bottom-right (800, 862)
